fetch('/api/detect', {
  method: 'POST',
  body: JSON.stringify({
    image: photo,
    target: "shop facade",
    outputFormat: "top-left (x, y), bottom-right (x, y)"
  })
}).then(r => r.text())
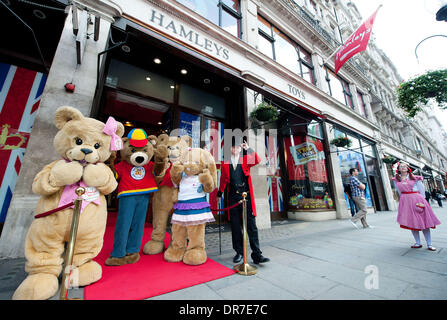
top-left (0, 0), bottom-right (405, 258)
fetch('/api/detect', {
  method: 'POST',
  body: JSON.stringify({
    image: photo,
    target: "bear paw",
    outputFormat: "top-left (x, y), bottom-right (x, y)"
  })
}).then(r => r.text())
top-left (143, 240), bottom-right (165, 255)
top-left (183, 248), bottom-right (207, 266)
top-left (12, 273), bottom-right (58, 300)
top-left (125, 253), bottom-right (140, 264)
top-left (105, 256), bottom-right (128, 266)
top-left (164, 246), bottom-right (186, 263)
top-left (71, 261), bottom-right (102, 287)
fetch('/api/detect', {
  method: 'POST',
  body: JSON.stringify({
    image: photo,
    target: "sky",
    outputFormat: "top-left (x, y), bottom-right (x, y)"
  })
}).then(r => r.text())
top-left (352, 0), bottom-right (447, 128)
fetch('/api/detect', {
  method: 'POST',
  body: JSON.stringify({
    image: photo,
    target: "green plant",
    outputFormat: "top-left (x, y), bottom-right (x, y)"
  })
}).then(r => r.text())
top-left (249, 102), bottom-right (278, 122)
top-left (382, 156), bottom-right (395, 164)
top-left (396, 69), bottom-right (447, 118)
top-left (330, 136), bottom-right (352, 148)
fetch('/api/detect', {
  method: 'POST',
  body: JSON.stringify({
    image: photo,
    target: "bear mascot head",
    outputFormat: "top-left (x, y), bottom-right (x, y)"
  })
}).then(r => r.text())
top-left (13, 106), bottom-right (124, 300)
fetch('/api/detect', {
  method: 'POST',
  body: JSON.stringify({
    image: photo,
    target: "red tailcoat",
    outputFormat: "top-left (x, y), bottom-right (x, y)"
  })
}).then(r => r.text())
top-left (218, 149), bottom-right (261, 218)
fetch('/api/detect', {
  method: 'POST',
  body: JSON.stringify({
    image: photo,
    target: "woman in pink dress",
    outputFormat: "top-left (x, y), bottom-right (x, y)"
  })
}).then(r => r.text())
top-left (392, 162), bottom-right (441, 251)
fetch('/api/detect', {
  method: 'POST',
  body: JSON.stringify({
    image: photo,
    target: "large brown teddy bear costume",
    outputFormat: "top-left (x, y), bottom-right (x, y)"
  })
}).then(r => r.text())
top-left (142, 134), bottom-right (192, 255)
top-left (13, 106), bottom-right (124, 300)
top-left (164, 147), bottom-right (217, 265)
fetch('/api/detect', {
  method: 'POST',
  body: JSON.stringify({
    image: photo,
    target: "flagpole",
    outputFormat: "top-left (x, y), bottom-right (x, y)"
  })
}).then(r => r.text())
top-left (319, 4), bottom-right (383, 68)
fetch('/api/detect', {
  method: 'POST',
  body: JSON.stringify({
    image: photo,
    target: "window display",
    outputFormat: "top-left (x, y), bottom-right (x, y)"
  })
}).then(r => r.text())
top-left (284, 135), bottom-right (333, 210)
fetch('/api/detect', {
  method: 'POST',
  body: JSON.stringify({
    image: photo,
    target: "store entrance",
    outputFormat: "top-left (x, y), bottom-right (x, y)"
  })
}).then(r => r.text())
top-left (95, 26), bottom-right (245, 228)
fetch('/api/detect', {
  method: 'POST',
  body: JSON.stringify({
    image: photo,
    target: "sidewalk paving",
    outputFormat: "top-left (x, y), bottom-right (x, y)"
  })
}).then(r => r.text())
top-left (1, 207), bottom-right (446, 300)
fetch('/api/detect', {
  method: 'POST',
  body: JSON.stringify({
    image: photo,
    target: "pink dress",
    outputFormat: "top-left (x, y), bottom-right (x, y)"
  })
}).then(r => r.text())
top-left (393, 175), bottom-right (441, 231)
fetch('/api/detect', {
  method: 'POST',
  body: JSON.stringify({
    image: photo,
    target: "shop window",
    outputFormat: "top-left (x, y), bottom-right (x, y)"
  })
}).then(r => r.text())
top-left (178, 83), bottom-right (226, 119)
top-left (258, 15), bottom-right (315, 84)
top-left (325, 68), bottom-right (353, 108)
top-left (284, 135), bottom-right (333, 211)
top-left (361, 139), bottom-right (376, 158)
top-left (106, 59), bottom-right (175, 103)
top-left (273, 27), bottom-right (300, 74)
top-left (176, 0), bottom-right (242, 38)
top-left (339, 150), bottom-right (373, 208)
top-left (178, 111), bottom-right (201, 148)
top-left (357, 91), bottom-right (368, 118)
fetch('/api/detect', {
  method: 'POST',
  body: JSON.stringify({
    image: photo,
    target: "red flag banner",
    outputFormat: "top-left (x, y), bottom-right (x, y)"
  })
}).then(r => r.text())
top-left (334, 7), bottom-right (380, 74)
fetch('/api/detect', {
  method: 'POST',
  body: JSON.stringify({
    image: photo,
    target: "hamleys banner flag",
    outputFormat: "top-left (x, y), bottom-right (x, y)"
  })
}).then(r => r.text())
top-left (334, 7), bottom-right (380, 74)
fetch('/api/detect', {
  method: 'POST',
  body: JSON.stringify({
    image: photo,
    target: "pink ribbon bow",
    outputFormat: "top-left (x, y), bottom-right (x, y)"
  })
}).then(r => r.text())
top-left (103, 116), bottom-right (123, 151)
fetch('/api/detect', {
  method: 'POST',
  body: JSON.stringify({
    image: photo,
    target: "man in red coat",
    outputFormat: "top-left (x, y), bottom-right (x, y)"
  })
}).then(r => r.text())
top-left (217, 137), bottom-right (270, 264)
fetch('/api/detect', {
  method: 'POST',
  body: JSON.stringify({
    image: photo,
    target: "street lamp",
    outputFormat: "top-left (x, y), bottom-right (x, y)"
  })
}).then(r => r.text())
top-left (436, 2), bottom-right (447, 20)
top-left (425, 0), bottom-right (447, 21)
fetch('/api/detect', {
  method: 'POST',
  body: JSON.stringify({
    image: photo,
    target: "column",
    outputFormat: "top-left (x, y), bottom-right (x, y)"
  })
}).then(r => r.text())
top-left (364, 93), bottom-right (376, 123)
top-left (312, 53), bottom-right (328, 93)
top-left (0, 2), bottom-right (121, 258)
top-left (246, 89), bottom-right (271, 230)
top-left (241, 0), bottom-right (259, 49)
top-left (324, 122), bottom-right (350, 219)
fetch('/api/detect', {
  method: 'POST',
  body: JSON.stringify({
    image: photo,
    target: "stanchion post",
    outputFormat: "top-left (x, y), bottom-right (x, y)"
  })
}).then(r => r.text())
top-left (218, 197), bottom-right (222, 255)
top-left (59, 187), bottom-right (85, 300)
top-left (234, 192), bottom-right (257, 276)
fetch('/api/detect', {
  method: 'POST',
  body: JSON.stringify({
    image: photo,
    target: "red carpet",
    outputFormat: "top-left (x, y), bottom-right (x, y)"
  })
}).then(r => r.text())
top-left (84, 212), bottom-right (235, 300)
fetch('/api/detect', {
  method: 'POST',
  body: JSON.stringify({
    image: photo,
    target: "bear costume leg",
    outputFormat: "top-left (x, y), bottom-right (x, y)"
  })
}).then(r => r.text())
top-left (71, 237), bottom-right (104, 287)
top-left (13, 219), bottom-right (64, 300)
top-left (164, 224), bottom-right (187, 262)
top-left (143, 186), bottom-right (174, 255)
top-left (183, 224), bottom-right (207, 266)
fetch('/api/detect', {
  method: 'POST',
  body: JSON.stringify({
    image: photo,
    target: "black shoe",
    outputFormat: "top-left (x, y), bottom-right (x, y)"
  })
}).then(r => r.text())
top-left (252, 254), bottom-right (270, 264)
top-left (233, 253), bottom-right (243, 263)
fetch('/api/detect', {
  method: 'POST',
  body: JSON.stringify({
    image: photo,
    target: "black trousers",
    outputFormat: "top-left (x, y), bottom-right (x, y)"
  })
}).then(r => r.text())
top-left (228, 191), bottom-right (262, 258)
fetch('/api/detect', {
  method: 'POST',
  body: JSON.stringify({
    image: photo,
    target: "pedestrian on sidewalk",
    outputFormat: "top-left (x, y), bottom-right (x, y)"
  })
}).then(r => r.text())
top-left (344, 183), bottom-right (358, 217)
top-left (392, 162), bottom-right (441, 251)
top-left (348, 168), bottom-right (371, 229)
top-left (425, 190), bottom-right (431, 203)
top-left (433, 188), bottom-right (443, 208)
top-left (217, 137), bottom-right (270, 265)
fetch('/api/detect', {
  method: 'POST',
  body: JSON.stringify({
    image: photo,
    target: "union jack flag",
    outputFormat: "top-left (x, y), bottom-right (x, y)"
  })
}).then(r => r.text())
top-left (265, 134), bottom-right (283, 212)
top-left (0, 62), bottom-right (47, 223)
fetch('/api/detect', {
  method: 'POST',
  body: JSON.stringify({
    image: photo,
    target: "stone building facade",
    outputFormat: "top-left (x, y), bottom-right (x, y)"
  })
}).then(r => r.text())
top-left (0, 0), bottom-right (446, 258)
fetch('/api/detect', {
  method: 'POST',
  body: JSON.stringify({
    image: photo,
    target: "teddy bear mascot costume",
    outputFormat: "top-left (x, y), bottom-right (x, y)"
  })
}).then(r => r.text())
top-left (164, 147), bottom-right (217, 265)
top-left (142, 134), bottom-right (192, 255)
top-left (13, 106), bottom-right (124, 300)
top-left (105, 129), bottom-right (163, 266)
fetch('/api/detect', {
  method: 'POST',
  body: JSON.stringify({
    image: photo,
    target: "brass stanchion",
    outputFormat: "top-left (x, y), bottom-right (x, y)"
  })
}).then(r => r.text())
top-left (59, 187), bottom-right (85, 300)
top-left (234, 192), bottom-right (257, 276)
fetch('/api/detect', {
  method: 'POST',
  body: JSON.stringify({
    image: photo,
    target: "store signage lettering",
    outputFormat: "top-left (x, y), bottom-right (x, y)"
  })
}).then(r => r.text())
top-left (287, 84), bottom-right (306, 100)
top-left (149, 9), bottom-right (230, 60)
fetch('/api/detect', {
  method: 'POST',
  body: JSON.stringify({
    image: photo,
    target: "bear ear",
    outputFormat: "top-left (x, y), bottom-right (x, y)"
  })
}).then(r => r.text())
top-left (115, 121), bottom-right (125, 138)
top-left (54, 106), bottom-right (84, 129)
top-left (157, 134), bottom-right (169, 145)
top-left (122, 137), bottom-right (129, 146)
top-left (181, 135), bottom-right (192, 147)
top-left (148, 135), bottom-right (157, 146)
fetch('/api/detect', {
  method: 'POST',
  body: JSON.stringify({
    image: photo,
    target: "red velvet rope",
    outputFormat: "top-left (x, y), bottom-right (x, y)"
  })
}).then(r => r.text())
top-left (209, 200), bottom-right (243, 212)
top-left (34, 202), bottom-right (74, 219)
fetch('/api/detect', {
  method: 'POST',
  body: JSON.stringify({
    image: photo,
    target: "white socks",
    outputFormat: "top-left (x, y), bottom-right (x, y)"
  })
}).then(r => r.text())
top-left (411, 229), bottom-right (432, 247)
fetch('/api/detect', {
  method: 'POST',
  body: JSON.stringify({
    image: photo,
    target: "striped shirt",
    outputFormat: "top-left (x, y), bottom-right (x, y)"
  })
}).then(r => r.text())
top-left (349, 175), bottom-right (365, 198)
